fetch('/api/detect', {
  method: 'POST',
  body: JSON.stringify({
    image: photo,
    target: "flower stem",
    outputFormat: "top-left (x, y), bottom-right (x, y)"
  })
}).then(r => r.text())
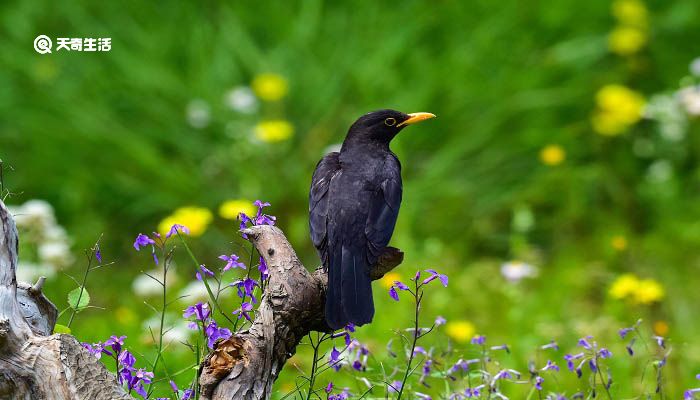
top-left (396, 280), bottom-right (422, 400)
top-left (177, 233), bottom-right (234, 324)
top-left (67, 249), bottom-right (94, 328)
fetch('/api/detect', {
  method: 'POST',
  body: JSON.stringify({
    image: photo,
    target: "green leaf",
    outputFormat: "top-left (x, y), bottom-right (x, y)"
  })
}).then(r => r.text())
top-left (67, 288), bottom-right (90, 312)
top-left (53, 323), bottom-right (71, 334)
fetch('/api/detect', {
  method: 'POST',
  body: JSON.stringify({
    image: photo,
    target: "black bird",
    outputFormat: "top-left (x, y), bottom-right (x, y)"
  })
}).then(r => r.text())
top-left (309, 109), bottom-right (436, 329)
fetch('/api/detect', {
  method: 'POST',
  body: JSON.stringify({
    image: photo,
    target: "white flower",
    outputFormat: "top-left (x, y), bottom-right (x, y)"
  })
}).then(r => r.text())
top-left (678, 86), bottom-right (700, 116)
top-left (224, 86), bottom-right (258, 113)
top-left (690, 57), bottom-right (700, 77)
top-left (38, 241), bottom-right (72, 268)
top-left (186, 99), bottom-right (211, 129)
top-left (500, 261), bottom-right (538, 283)
top-left (11, 199), bottom-right (55, 230)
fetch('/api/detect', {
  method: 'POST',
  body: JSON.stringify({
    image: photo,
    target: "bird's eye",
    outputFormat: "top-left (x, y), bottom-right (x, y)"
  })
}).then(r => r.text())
top-left (384, 118), bottom-right (396, 126)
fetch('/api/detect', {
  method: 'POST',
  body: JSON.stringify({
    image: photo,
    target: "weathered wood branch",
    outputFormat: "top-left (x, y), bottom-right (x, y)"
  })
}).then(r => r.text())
top-left (0, 199), bottom-right (132, 400)
top-left (0, 199), bottom-right (403, 400)
top-left (199, 225), bottom-right (403, 400)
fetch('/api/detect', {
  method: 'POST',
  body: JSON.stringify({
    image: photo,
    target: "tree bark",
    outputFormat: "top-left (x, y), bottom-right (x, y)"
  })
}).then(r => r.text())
top-left (0, 199), bottom-right (403, 400)
top-left (0, 200), bottom-right (132, 400)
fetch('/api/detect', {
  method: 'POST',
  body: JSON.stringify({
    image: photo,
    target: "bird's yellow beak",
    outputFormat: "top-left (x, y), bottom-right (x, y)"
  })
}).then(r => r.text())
top-left (397, 112), bottom-right (436, 127)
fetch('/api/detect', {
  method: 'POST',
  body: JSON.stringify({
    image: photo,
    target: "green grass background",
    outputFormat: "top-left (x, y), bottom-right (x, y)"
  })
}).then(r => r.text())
top-left (2, 0), bottom-right (700, 397)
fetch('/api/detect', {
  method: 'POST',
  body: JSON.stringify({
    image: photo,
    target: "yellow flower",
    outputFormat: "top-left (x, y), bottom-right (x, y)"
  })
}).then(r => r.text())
top-left (609, 273), bottom-right (640, 299)
top-left (609, 273), bottom-right (665, 305)
top-left (251, 73), bottom-right (288, 101)
top-left (219, 199), bottom-right (256, 220)
top-left (609, 26), bottom-right (647, 56)
top-left (612, 0), bottom-right (648, 28)
top-left (634, 279), bottom-right (664, 305)
top-left (379, 272), bottom-right (402, 290)
top-left (255, 120), bottom-right (294, 142)
top-left (539, 145), bottom-right (566, 166)
top-left (611, 235), bottom-right (628, 251)
top-left (653, 320), bottom-right (669, 336)
top-left (158, 206), bottom-right (213, 237)
top-left (445, 320), bottom-right (476, 343)
top-left (592, 85), bottom-right (645, 135)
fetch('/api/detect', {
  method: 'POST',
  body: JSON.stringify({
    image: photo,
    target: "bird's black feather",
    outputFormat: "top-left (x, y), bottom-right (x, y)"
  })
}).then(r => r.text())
top-left (309, 109), bottom-right (413, 329)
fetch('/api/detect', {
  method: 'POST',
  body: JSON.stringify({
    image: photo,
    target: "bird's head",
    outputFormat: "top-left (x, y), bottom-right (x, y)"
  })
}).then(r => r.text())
top-left (344, 109), bottom-right (436, 147)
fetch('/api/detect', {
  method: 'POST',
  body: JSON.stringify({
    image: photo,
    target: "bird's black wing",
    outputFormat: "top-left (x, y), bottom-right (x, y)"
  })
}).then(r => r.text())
top-left (309, 152), bottom-right (341, 268)
top-left (364, 154), bottom-right (402, 267)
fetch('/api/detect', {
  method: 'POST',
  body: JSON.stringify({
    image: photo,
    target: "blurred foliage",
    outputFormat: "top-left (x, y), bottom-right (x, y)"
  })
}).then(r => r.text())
top-left (2, 0), bottom-right (700, 397)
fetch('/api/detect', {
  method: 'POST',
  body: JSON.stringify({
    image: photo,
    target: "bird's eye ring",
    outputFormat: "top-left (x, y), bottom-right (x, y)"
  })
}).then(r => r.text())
top-left (384, 118), bottom-right (396, 126)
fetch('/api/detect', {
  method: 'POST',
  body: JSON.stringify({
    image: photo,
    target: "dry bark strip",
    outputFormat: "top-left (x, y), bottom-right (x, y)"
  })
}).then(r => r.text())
top-left (0, 199), bottom-right (403, 400)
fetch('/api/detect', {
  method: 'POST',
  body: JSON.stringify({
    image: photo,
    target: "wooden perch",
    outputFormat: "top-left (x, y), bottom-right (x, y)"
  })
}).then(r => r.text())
top-left (198, 225), bottom-right (403, 400)
top-left (0, 199), bottom-right (403, 400)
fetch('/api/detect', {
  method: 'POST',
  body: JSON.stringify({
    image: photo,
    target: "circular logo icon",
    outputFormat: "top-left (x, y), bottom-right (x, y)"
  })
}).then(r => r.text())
top-left (34, 35), bottom-right (52, 54)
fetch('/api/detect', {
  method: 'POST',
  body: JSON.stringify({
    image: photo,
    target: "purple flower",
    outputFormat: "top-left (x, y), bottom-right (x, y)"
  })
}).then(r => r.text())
top-left (238, 200), bottom-right (276, 235)
top-left (183, 302), bottom-right (210, 322)
top-left (413, 270), bottom-right (421, 281)
top-left (133, 233), bottom-right (155, 250)
top-left (81, 342), bottom-right (104, 358)
top-left (394, 280), bottom-right (410, 290)
top-left (619, 327), bottom-right (634, 339)
top-left (413, 346), bottom-right (428, 356)
top-left (588, 359), bottom-right (597, 372)
top-left (232, 302), bottom-right (254, 322)
top-left (219, 254), bottom-right (246, 271)
top-left (421, 359), bottom-right (433, 380)
top-left (564, 353), bottom-right (584, 371)
top-left (450, 358), bottom-right (479, 373)
top-left (258, 256), bottom-right (269, 280)
top-left (471, 335), bottom-right (486, 345)
top-left (542, 360), bottom-right (560, 372)
top-left (422, 269), bottom-right (448, 287)
top-left (204, 321), bottom-right (232, 349)
top-left (652, 335), bottom-right (666, 348)
top-left (231, 277), bottom-right (260, 303)
top-left (598, 348), bottom-right (612, 358)
top-left (328, 388), bottom-right (351, 400)
top-left (493, 369), bottom-right (515, 381)
top-left (685, 389), bottom-right (700, 399)
top-left (577, 337), bottom-right (593, 350)
top-left (325, 382), bottom-right (334, 393)
top-left (169, 381), bottom-right (178, 392)
top-left (435, 316), bottom-right (446, 326)
top-left (388, 380), bottom-right (403, 393)
top-left (166, 224), bottom-right (190, 238)
top-left (465, 386), bottom-right (483, 398)
top-left (389, 286), bottom-right (399, 301)
top-left (535, 376), bottom-right (544, 390)
top-left (119, 350), bottom-right (136, 370)
top-left (104, 335), bottom-right (126, 354)
top-left (95, 244), bottom-right (102, 263)
top-left (195, 264), bottom-right (215, 281)
top-left (329, 347), bottom-right (342, 371)
top-left (541, 340), bottom-right (559, 351)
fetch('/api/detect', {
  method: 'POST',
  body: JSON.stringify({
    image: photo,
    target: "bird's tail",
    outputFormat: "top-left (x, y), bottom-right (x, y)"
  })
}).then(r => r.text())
top-left (325, 243), bottom-right (375, 330)
top-left (325, 242), bottom-right (347, 329)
